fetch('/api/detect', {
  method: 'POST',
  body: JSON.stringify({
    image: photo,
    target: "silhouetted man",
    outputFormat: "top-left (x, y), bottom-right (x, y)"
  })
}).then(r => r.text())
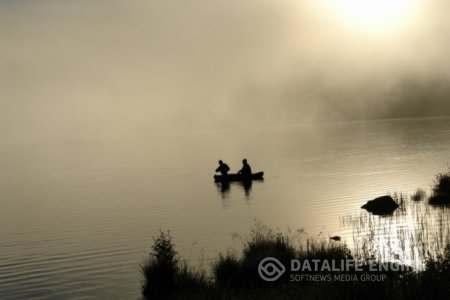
top-left (216, 160), bottom-right (230, 175)
top-left (238, 159), bottom-right (252, 176)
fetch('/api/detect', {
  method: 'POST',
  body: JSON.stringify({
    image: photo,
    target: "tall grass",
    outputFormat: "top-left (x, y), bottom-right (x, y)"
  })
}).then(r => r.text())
top-left (342, 192), bottom-right (450, 270)
top-left (141, 225), bottom-right (415, 299)
top-left (141, 227), bottom-right (450, 299)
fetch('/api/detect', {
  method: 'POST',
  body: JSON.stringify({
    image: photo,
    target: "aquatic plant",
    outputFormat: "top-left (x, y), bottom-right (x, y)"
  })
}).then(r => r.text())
top-left (342, 192), bottom-right (450, 270)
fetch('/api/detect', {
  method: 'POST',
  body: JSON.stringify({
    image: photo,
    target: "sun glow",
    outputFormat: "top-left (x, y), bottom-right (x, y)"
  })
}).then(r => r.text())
top-left (325, 0), bottom-right (416, 29)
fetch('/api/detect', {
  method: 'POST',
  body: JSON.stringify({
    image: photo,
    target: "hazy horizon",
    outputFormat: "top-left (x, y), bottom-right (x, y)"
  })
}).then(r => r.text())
top-left (2, 0), bottom-right (450, 143)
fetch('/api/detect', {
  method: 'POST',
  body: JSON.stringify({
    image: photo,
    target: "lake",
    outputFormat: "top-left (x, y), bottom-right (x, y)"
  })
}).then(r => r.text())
top-left (1, 117), bottom-right (450, 299)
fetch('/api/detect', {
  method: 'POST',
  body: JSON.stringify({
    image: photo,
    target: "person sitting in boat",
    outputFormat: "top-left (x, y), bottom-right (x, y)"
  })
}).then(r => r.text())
top-left (215, 160), bottom-right (230, 175)
top-left (237, 159), bottom-right (252, 176)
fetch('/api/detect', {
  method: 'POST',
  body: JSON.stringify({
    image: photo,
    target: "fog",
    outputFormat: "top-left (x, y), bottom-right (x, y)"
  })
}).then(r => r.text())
top-left (1, 0), bottom-right (450, 143)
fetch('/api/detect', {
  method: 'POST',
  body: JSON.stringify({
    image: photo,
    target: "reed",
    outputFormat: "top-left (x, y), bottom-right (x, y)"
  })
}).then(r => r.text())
top-left (341, 192), bottom-right (450, 270)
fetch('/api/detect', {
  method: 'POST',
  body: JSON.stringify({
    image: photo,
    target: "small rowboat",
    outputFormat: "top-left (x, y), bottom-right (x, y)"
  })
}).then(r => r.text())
top-left (214, 172), bottom-right (264, 182)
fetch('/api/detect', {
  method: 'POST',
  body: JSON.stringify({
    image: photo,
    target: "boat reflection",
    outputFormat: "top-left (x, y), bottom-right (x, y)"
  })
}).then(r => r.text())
top-left (215, 179), bottom-right (262, 200)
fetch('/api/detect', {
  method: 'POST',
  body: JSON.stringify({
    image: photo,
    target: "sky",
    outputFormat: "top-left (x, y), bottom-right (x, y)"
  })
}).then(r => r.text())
top-left (1, 0), bottom-right (450, 142)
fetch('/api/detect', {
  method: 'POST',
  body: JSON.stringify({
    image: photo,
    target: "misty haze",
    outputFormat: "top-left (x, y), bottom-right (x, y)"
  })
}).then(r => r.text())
top-left (2, 0), bottom-right (450, 143)
top-left (1, 1), bottom-right (450, 299)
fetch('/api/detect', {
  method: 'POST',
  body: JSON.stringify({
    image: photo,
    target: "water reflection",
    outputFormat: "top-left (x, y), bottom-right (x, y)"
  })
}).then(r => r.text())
top-left (216, 181), bottom-right (231, 198)
top-left (215, 179), bottom-right (262, 200)
top-left (241, 180), bottom-right (253, 198)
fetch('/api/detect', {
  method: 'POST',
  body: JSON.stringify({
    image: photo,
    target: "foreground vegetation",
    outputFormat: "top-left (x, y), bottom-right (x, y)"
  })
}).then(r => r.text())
top-left (141, 227), bottom-right (450, 300)
top-left (429, 170), bottom-right (450, 205)
top-left (142, 171), bottom-right (450, 299)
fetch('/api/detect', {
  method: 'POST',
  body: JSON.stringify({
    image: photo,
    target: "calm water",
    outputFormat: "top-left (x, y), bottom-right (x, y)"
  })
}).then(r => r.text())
top-left (1, 118), bottom-right (450, 299)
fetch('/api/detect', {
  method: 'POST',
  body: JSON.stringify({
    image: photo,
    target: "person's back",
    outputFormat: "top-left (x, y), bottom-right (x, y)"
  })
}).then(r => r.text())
top-left (216, 160), bottom-right (230, 175)
top-left (238, 159), bottom-right (252, 176)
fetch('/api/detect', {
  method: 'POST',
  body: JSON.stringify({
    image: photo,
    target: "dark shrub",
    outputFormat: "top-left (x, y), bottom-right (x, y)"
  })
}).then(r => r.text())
top-left (142, 231), bottom-right (211, 299)
top-left (142, 231), bottom-right (178, 298)
top-left (429, 172), bottom-right (450, 205)
top-left (411, 188), bottom-right (426, 201)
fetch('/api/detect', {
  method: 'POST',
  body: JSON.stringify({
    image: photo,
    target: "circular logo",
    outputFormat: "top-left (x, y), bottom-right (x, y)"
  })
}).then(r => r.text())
top-left (258, 257), bottom-right (286, 281)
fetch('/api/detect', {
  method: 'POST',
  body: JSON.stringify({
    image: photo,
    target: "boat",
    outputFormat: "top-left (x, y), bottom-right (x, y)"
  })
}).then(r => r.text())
top-left (214, 172), bottom-right (264, 182)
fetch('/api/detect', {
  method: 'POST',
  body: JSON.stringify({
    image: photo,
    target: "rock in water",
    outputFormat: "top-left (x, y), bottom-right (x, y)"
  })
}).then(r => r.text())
top-left (361, 195), bottom-right (399, 215)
